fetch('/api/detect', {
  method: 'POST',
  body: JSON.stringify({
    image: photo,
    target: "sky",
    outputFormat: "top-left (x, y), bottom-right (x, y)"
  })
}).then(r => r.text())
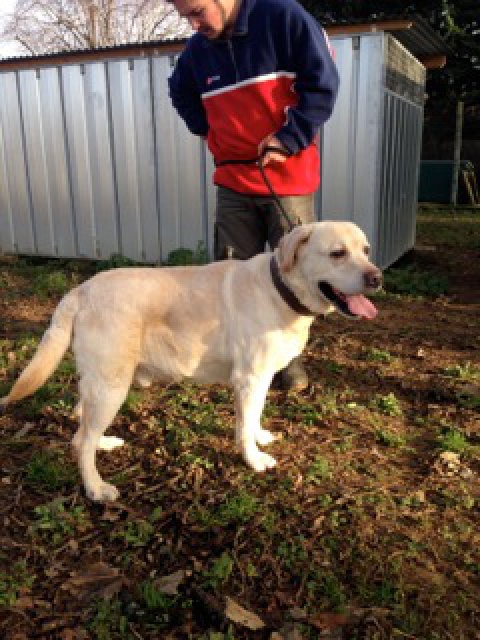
top-left (0, 0), bottom-right (22, 58)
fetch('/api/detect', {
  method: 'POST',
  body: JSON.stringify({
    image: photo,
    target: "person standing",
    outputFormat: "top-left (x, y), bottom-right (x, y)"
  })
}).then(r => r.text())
top-left (168, 0), bottom-right (339, 390)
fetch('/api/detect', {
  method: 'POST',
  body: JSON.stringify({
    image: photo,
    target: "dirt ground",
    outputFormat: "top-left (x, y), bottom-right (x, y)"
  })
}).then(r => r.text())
top-left (0, 208), bottom-right (479, 639)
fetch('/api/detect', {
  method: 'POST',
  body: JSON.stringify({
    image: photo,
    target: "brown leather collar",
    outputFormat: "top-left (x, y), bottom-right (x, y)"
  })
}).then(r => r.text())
top-left (270, 256), bottom-right (315, 317)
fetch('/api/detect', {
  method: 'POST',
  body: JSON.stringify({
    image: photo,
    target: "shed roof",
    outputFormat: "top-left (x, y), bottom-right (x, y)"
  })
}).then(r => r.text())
top-left (0, 15), bottom-right (449, 72)
top-left (326, 16), bottom-right (450, 69)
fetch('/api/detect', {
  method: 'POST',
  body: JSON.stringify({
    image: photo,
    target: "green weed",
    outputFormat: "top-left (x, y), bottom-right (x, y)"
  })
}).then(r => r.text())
top-left (437, 428), bottom-right (471, 454)
top-left (365, 348), bottom-right (393, 363)
top-left (119, 389), bottom-right (143, 415)
top-left (307, 570), bottom-right (347, 612)
top-left (88, 598), bottom-right (129, 639)
top-left (33, 500), bottom-right (87, 546)
top-left (375, 429), bottom-right (406, 448)
top-left (0, 561), bottom-right (35, 606)
top-left (371, 393), bottom-right (403, 417)
top-left (95, 253), bottom-right (137, 272)
top-left (383, 264), bottom-right (448, 297)
top-left (442, 361), bottom-right (479, 380)
top-left (32, 270), bottom-right (70, 298)
top-left (204, 552), bottom-right (234, 589)
top-left (193, 491), bottom-right (258, 529)
top-left (114, 508), bottom-right (162, 548)
top-left (25, 450), bottom-right (77, 491)
top-left (305, 455), bottom-right (332, 484)
top-left (276, 537), bottom-right (308, 570)
top-left (141, 580), bottom-right (177, 612)
top-left (166, 242), bottom-right (208, 266)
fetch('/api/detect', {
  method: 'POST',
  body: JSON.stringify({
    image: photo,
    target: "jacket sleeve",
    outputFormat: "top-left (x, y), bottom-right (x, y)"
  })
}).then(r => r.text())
top-left (168, 48), bottom-right (209, 137)
top-left (275, 9), bottom-right (339, 155)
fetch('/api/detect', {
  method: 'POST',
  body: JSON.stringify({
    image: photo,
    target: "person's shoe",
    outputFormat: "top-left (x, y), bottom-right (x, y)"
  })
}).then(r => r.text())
top-left (280, 357), bottom-right (309, 392)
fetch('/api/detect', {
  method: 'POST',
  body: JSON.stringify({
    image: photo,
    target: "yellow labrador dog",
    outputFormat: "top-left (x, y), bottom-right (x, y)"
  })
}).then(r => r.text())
top-left (1, 221), bottom-right (381, 502)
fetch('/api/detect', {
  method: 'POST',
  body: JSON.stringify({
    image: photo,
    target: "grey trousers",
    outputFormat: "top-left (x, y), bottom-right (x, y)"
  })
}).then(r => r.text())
top-left (214, 186), bottom-right (315, 260)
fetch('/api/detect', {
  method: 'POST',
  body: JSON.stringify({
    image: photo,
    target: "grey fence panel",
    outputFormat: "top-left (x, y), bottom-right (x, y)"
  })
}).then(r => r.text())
top-left (61, 64), bottom-right (96, 259)
top-left (152, 55), bottom-right (207, 262)
top-left (18, 70), bottom-right (54, 256)
top-left (0, 34), bottom-right (424, 268)
top-left (351, 35), bottom-right (385, 255)
top-left (323, 33), bottom-right (425, 269)
top-left (39, 67), bottom-right (77, 257)
top-left (0, 72), bottom-right (35, 255)
top-left (83, 62), bottom-right (119, 259)
top-left (321, 37), bottom-right (355, 218)
top-left (377, 92), bottom-right (423, 267)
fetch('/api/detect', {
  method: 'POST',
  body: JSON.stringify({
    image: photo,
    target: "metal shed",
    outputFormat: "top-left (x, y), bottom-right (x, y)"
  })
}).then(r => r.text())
top-left (0, 20), bottom-right (446, 268)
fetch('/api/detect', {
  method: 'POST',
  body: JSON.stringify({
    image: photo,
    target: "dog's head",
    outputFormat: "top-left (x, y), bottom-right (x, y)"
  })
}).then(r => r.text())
top-left (277, 221), bottom-right (382, 319)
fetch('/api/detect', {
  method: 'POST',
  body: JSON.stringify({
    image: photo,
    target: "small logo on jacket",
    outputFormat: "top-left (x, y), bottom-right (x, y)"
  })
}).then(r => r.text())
top-left (206, 75), bottom-right (221, 86)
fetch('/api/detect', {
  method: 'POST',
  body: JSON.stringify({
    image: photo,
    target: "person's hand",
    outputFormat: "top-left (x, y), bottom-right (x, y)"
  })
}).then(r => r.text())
top-left (258, 134), bottom-right (290, 165)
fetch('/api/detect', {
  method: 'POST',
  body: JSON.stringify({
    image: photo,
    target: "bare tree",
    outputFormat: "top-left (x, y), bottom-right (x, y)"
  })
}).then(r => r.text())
top-left (2, 0), bottom-right (191, 55)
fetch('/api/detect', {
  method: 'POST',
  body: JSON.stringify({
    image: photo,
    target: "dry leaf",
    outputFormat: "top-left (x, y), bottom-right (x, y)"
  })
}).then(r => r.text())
top-left (60, 561), bottom-right (126, 603)
top-left (225, 596), bottom-right (265, 630)
top-left (309, 612), bottom-right (348, 631)
top-left (154, 569), bottom-right (188, 595)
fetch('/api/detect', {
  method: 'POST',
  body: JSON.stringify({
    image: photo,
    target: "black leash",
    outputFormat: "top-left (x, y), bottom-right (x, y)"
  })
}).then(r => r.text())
top-left (214, 146), bottom-right (298, 232)
top-left (216, 147), bottom-right (311, 314)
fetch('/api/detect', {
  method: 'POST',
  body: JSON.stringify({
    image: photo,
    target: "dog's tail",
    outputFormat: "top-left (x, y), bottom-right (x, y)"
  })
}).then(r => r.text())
top-left (0, 287), bottom-right (81, 411)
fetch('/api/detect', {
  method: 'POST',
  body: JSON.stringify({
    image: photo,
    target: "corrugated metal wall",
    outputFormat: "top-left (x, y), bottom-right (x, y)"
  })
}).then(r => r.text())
top-left (321, 33), bottom-right (425, 268)
top-left (0, 33), bottom-right (425, 267)
top-left (0, 56), bottom-right (214, 262)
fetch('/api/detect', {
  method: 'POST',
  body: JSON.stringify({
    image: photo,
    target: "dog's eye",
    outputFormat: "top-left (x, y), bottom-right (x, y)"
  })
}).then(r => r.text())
top-left (364, 246), bottom-right (370, 256)
top-left (330, 249), bottom-right (347, 259)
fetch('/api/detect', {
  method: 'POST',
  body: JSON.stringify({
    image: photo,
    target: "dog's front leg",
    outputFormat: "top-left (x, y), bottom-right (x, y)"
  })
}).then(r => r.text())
top-left (233, 374), bottom-right (277, 472)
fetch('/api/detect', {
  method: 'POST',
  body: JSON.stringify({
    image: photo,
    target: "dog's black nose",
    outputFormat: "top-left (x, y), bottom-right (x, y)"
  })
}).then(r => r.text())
top-left (364, 270), bottom-right (382, 289)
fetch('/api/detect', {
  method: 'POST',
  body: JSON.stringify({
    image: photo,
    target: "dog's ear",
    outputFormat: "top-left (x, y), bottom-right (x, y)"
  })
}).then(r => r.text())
top-left (277, 225), bottom-right (313, 272)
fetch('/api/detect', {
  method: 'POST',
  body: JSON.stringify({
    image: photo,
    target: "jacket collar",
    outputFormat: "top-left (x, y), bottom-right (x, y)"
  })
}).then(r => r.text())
top-left (200, 0), bottom-right (255, 46)
top-left (270, 256), bottom-right (315, 317)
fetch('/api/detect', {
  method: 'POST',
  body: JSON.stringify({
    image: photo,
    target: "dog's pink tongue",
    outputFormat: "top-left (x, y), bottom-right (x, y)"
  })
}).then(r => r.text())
top-left (346, 294), bottom-right (378, 319)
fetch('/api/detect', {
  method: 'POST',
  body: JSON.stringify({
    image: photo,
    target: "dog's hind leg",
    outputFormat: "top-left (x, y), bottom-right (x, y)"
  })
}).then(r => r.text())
top-left (233, 373), bottom-right (277, 472)
top-left (72, 405), bottom-right (125, 452)
top-left (74, 376), bottom-right (132, 502)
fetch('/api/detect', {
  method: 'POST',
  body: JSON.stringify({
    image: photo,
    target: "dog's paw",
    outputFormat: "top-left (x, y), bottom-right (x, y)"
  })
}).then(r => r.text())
top-left (248, 451), bottom-right (277, 473)
top-left (98, 436), bottom-right (125, 451)
top-left (256, 429), bottom-right (277, 446)
top-left (86, 482), bottom-right (120, 503)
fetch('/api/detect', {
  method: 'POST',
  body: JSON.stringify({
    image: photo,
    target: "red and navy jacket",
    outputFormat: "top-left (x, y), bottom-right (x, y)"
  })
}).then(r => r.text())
top-left (168, 0), bottom-right (339, 196)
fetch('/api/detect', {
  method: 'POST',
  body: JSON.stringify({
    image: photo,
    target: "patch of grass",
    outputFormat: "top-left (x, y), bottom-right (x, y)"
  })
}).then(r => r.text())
top-left (166, 242), bottom-right (209, 266)
top-left (95, 253), bottom-right (138, 272)
top-left (192, 491), bottom-right (258, 529)
top-left (436, 428), bottom-right (471, 454)
top-left (307, 570), bottom-right (347, 612)
top-left (88, 598), bottom-right (129, 639)
top-left (25, 450), bottom-right (77, 491)
top-left (276, 537), bottom-right (308, 570)
top-left (20, 381), bottom-right (74, 415)
top-left (305, 455), bottom-right (331, 484)
top-left (203, 552), bottom-right (234, 589)
top-left (32, 270), bottom-right (70, 298)
top-left (114, 509), bottom-right (162, 548)
top-left (442, 361), bottom-right (479, 381)
top-left (0, 561), bottom-right (35, 606)
top-left (140, 580), bottom-right (178, 612)
top-left (119, 389), bottom-right (144, 415)
top-left (417, 212), bottom-right (480, 248)
top-left (33, 500), bottom-right (88, 546)
top-left (455, 389), bottom-right (480, 410)
top-left (375, 428), bottom-right (406, 448)
top-left (371, 393), bottom-right (403, 417)
top-left (383, 264), bottom-right (449, 297)
top-left (365, 348), bottom-right (393, 363)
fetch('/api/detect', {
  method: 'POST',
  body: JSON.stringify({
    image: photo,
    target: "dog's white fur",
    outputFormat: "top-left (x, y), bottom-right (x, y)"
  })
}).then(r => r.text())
top-left (1, 221), bottom-right (381, 502)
